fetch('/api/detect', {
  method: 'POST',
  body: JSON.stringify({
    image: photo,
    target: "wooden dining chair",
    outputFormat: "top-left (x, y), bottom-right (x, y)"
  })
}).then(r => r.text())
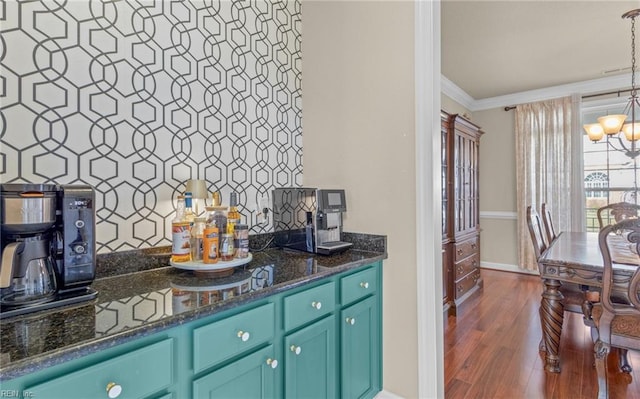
top-left (526, 206), bottom-right (594, 348)
top-left (526, 206), bottom-right (548, 258)
top-left (541, 203), bottom-right (558, 244)
top-left (597, 202), bottom-right (640, 228)
top-left (593, 218), bottom-right (640, 399)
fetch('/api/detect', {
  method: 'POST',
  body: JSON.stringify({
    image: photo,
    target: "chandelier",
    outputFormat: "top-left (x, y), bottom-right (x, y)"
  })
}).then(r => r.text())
top-left (583, 9), bottom-right (640, 159)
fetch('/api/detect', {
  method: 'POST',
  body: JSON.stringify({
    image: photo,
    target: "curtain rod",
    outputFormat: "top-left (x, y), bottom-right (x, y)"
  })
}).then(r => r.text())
top-left (503, 88), bottom-right (634, 111)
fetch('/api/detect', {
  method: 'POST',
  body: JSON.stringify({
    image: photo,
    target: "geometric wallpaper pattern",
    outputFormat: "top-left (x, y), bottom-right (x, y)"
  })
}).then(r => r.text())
top-left (0, 0), bottom-right (303, 253)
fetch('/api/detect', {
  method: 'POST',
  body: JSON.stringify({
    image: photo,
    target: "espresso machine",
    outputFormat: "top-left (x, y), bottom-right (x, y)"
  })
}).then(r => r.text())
top-left (0, 184), bottom-right (98, 318)
top-left (272, 187), bottom-right (352, 255)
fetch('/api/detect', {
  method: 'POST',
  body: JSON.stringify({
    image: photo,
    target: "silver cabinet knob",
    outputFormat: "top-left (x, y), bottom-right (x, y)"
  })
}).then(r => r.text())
top-left (360, 282), bottom-right (369, 289)
top-left (106, 382), bottom-right (122, 399)
top-left (237, 330), bottom-right (250, 342)
top-left (345, 317), bottom-right (356, 325)
top-left (290, 345), bottom-right (302, 355)
top-left (311, 301), bottom-right (322, 310)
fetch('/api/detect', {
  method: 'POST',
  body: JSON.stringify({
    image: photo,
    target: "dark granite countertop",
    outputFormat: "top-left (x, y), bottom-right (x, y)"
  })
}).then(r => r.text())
top-left (0, 232), bottom-right (386, 381)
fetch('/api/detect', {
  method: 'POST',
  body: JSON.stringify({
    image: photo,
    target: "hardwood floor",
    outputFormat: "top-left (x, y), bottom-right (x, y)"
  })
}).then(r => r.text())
top-left (444, 269), bottom-right (640, 399)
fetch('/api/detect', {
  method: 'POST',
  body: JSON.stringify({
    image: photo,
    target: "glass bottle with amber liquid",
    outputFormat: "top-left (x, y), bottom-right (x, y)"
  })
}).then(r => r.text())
top-left (227, 192), bottom-right (241, 234)
top-left (172, 195), bottom-right (191, 262)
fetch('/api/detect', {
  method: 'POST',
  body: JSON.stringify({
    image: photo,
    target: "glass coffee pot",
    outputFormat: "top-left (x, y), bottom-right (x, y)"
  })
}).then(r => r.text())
top-left (0, 236), bottom-right (57, 307)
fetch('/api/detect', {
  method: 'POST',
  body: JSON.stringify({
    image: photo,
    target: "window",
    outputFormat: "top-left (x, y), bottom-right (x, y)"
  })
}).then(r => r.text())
top-left (585, 172), bottom-right (609, 198)
top-left (582, 98), bottom-right (639, 231)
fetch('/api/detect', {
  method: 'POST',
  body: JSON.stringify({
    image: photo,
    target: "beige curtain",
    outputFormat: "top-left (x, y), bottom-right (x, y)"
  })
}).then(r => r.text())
top-left (516, 96), bottom-right (577, 272)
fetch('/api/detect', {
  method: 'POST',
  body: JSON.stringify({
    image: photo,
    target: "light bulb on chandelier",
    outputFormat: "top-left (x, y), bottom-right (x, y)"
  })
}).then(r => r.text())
top-left (583, 9), bottom-right (640, 159)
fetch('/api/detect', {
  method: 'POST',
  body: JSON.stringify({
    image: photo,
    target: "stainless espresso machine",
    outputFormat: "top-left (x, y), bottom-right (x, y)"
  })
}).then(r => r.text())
top-left (272, 187), bottom-right (352, 255)
top-left (0, 184), bottom-right (98, 318)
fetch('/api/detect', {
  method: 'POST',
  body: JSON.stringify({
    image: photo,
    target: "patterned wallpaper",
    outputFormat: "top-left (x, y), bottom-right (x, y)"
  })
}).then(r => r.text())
top-left (0, 0), bottom-right (303, 253)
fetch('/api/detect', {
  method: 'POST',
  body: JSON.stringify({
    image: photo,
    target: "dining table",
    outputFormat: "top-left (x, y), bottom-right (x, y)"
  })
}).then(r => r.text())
top-left (537, 231), bottom-right (639, 373)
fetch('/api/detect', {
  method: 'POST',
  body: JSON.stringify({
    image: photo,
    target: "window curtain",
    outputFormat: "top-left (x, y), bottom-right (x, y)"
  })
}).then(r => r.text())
top-left (515, 95), bottom-right (584, 272)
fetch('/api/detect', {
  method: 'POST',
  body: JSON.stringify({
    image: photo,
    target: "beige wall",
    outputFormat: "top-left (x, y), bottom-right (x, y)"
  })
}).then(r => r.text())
top-left (302, 1), bottom-right (420, 397)
top-left (473, 107), bottom-right (519, 268)
top-left (441, 93), bottom-right (471, 119)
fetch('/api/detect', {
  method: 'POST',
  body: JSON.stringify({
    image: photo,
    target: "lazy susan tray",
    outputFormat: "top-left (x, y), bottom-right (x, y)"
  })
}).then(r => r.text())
top-left (170, 253), bottom-right (252, 273)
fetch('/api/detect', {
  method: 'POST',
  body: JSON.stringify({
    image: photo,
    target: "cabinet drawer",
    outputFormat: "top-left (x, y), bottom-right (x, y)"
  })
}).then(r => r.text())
top-left (340, 267), bottom-right (377, 305)
top-left (454, 253), bottom-right (479, 281)
top-left (26, 339), bottom-right (173, 399)
top-left (283, 281), bottom-right (336, 331)
top-left (193, 302), bottom-right (275, 373)
top-left (455, 269), bottom-right (481, 299)
top-left (454, 236), bottom-right (479, 262)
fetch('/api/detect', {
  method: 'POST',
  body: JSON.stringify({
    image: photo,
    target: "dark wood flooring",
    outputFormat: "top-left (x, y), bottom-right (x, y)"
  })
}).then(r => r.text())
top-left (444, 268), bottom-right (640, 399)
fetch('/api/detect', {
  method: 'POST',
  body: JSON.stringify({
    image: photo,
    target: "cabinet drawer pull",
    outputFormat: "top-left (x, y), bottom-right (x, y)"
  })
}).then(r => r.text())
top-left (457, 249), bottom-right (463, 256)
top-left (311, 301), bottom-right (322, 310)
top-left (345, 317), bottom-right (356, 325)
top-left (106, 382), bottom-right (122, 399)
top-left (360, 282), bottom-right (369, 289)
top-left (471, 243), bottom-right (477, 249)
top-left (290, 345), bottom-right (302, 355)
top-left (237, 330), bottom-right (250, 342)
top-left (266, 358), bottom-right (279, 369)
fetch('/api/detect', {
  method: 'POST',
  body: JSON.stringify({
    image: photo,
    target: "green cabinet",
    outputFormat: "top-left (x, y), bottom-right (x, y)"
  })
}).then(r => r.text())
top-left (192, 345), bottom-right (278, 399)
top-left (284, 316), bottom-right (337, 398)
top-left (283, 281), bottom-right (336, 331)
top-left (24, 338), bottom-right (173, 399)
top-left (192, 302), bottom-right (275, 373)
top-left (341, 296), bottom-right (380, 399)
top-left (1, 261), bottom-right (382, 399)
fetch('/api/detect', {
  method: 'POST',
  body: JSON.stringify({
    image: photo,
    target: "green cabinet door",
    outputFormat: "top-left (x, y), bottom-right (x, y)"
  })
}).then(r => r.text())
top-left (341, 295), bottom-right (381, 399)
top-left (192, 345), bottom-right (278, 399)
top-left (284, 316), bottom-right (336, 399)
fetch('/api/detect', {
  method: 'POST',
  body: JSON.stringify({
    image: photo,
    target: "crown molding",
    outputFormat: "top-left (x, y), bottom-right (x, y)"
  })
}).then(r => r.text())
top-left (441, 73), bottom-right (632, 112)
top-left (441, 75), bottom-right (475, 110)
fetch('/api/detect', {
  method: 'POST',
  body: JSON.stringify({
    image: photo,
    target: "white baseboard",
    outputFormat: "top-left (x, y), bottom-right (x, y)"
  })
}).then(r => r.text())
top-left (376, 389), bottom-right (405, 399)
top-left (480, 261), bottom-right (539, 276)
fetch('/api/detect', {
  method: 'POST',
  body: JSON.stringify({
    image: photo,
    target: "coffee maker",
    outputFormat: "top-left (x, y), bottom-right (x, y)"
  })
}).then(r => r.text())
top-left (0, 184), bottom-right (98, 318)
top-left (272, 188), bottom-right (352, 255)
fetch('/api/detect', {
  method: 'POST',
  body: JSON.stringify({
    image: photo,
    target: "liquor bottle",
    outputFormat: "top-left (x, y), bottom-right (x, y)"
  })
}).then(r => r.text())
top-left (184, 191), bottom-right (195, 225)
top-left (220, 233), bottom-right (235, 261)
top-left (172, 195), bottom-right (191, 262)
top-left (190, 217), bottom-right (206, 262)
top-left (234, 224), bottom-right (249, 259)
top-left (206, 206), bottom-right (228, 241)
top-left (227, 191), bottom-right (241, 234)
top-left (203, 223), bottom-right (219, 264)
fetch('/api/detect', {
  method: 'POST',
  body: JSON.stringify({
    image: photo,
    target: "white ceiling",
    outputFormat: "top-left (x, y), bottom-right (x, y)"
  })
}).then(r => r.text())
top-left (441, 0), bottom-right (640, 101)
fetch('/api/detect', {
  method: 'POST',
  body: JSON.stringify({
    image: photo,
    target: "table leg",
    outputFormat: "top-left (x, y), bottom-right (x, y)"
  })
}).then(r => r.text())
top-left (539, 278), bottom-right (564, 373)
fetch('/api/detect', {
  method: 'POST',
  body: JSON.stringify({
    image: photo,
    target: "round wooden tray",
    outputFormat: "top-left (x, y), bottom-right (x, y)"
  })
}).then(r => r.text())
top-left (170, 253), bottom-right (252, 277)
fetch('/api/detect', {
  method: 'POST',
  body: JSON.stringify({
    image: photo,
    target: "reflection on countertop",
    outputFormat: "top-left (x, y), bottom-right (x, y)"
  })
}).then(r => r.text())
top-left (0, 236), bottom-right (386, 381)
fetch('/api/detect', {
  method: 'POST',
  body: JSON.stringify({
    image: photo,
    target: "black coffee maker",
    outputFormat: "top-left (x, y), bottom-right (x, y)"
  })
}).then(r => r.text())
top-left (0, 184), bottom-right (98, 318)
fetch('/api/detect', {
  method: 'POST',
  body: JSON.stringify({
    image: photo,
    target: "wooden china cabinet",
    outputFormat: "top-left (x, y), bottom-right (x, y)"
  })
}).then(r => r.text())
top-left (441, 112), bottom-right (483, 315)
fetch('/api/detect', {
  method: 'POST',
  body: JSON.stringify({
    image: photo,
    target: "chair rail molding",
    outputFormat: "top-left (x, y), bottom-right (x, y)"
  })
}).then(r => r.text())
top-left (480, 211), bottom-right (517, 220)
